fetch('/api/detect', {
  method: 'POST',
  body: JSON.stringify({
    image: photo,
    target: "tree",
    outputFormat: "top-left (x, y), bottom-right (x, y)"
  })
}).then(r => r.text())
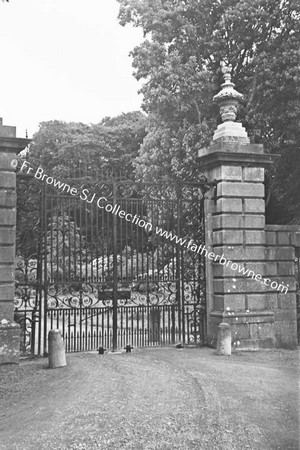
top-left (15, 112), bottom-right (148, 266)
top-left (118, 0), bottom-right (300, 222)
top-left (26, 111), bottom-right (148, 178)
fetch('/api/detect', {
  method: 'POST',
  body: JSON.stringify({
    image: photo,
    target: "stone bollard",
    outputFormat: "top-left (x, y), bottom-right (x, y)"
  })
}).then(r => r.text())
top-left (217, 323), bottom-right (231, 356)
top-left (48, 330), bottom-right (67, 368)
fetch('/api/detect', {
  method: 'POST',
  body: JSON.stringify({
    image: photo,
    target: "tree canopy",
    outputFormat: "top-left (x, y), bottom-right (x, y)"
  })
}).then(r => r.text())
top-left (118, 0), bottom-right (300, 223)
top-left (26, 111), bottom-right (148, 179)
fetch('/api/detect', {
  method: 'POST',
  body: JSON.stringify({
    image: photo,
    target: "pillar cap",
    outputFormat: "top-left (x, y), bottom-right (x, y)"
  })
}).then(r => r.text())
top-left (0, 136), bottom-right (31, 154)
top-left (197, 150), bottom-right (278, 170)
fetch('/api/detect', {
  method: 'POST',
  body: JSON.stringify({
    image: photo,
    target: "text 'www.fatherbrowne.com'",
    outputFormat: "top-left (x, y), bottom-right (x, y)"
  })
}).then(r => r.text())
top-left (155, 227), bottom-right (289, 294)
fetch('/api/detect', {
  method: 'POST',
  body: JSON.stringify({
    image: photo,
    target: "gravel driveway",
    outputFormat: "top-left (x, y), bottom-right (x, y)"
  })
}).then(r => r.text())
top-left (0, 347), bottom-right (298, 449)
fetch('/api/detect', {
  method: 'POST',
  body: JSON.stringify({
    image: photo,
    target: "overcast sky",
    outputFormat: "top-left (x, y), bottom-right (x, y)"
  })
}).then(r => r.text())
top-left (0, 0), bottom-right (143, 138)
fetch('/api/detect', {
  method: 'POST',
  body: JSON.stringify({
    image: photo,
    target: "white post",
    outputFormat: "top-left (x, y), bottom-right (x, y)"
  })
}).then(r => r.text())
top-left (217, 323), bottom-right (231, 356)
top-left (48, 329), bottom-right (67, 368)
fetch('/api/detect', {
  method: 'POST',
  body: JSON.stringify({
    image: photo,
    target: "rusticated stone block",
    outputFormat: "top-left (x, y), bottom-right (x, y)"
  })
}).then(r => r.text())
top-left (0, 301), bottom-right (14, 321)
top-left (244, 198), bottom-right (265, 213)
top-left (217, 181), bottom-right (264, 198)
top-left (230, 322), bottom-right (250, 339)
top-left (265, 231), bottom-right (276, 245)
top-left (213, 230), bottom-right (243, 245)
top-left (261, 276), bottom-right (295, 293)
top-left (213, 245), bottom-right (265, 261)
top-left (216, 198), bottom-right (243, 213)
top-left (0, 321), bottom-right (20, 364)
top-left (274, 320), bottom-right (298, 349)
top-left (214, 293), bottom-right (246, 311)
top-left (291, 232), bottom-right (300, 246)
top-left (243, 167), bottom-right (264, 182)
top-left (277, 293), bottom-right (296, 310)
top-left (0, 153), bottom-right (18, 171)
top-left (223, 295), bottom-right (245, 310)
top-left (246, 261), bottom-right (277, 276)
top-left (244, 230), bottom-right (265, 245)
top-left (277, 262), bottom-right (294, 276)
top-left (212, 215), bottom-right (241, 230)
top-left (0, 172), bottom-right (15, 189)
top-left (244, 215), bottom-right (265, 229)
top-left (265, 293), bottom-right (278, 310)
top-left (0, 247), bottom-right (15, 264)
top-left (235, 338), bottom-right (276, 349)
top-left (249, 322), bottom-right (275, 340)
top-left (214, 277), bottom-right (266, 294)
top-left (0, 265), bottom-right (15, 283)
top-left (0, 190), bottom-right (16, 207)
top-left (247, 294), bottom-right (268, 310)
top-left (212, 214), bottom-right (265, 230)
top-left (222, 312), bottom-right (276, 349)
top-left (0, 210), bottom-right (15, 226)
top-left (0, 284), bottom-right (14, 300)
top-left (210, 165), bottom-right (243, 181)
top-left (0, 124), bottom-right (16, 138)
top-left (213, 263), bottom-right (246, 277)
top-left (0, 228), bottom-right (15, 245)
top-left (275, 309), bottom-right (297, 322)
top-left (277, 232), bottom-right (291, 246)
top-left (266, 247), bottom-right (294, 261)
top-left (214, 295), bottom-right (224, 311)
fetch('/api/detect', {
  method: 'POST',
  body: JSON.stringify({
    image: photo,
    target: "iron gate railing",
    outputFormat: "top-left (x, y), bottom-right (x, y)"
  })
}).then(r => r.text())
top-left (15, 168), bottom-right (209, 355)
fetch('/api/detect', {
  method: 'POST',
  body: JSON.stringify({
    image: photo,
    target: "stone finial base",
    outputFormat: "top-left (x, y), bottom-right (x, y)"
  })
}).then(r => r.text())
top-left (0, 321), bottom-right (20, 364)
top-left (213, 122), bottom-right (250, 143)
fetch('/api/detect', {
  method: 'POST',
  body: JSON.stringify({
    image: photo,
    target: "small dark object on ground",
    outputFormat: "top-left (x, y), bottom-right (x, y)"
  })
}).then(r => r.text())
top-left (173, 342), bottom-right (184, 349)
top-left (98, 347), bottom-right (106, 355)
top-left (124, 345), bottom-right (134, 353)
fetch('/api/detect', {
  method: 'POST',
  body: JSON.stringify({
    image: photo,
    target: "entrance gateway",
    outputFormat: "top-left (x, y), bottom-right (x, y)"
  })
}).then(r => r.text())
top-left (15, 167), bottom-right (209, 355)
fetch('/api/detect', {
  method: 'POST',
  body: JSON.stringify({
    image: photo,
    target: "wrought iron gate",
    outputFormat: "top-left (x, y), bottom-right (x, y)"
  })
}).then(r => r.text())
top-left (15, 169), bottom-right (208, 355)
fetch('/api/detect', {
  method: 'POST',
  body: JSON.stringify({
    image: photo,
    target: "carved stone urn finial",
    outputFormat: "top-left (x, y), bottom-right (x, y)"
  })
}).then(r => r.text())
top-left (213, 62), bottom-right (244, 122)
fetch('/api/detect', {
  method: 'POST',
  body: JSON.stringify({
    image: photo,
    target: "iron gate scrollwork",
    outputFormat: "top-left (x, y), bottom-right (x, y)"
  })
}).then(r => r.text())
top-left (15, 173), bottom-right (44, 355)
top-left (15, 168), bottom-right (208, 354)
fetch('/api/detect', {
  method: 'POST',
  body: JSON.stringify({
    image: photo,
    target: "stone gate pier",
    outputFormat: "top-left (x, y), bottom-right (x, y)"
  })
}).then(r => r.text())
top-left (199, 66), bottom-right (299, 350)
top-left (0, 118), bottom-right (30, 364)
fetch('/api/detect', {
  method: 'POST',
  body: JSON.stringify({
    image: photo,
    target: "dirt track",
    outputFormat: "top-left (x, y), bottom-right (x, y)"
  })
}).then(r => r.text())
top-left (0, 347), bottom-right (298, 449)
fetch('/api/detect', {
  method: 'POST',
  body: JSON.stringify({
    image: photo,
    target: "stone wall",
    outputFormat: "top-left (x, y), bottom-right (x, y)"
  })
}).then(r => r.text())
top-left (265, 225), bottom-right (300, 349)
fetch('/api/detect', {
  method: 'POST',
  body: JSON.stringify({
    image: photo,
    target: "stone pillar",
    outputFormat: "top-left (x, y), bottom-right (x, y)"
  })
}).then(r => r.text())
top-left (0, 118), bottom-right (30, 364)
top-left (198, 65), bottom-right (277, 349)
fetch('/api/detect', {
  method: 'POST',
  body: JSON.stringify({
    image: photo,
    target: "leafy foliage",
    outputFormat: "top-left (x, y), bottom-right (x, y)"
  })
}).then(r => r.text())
top-left (15, 112), bottom-right (149, 266)
top-left (26, 111), bottom-right (148, 178)
top-left (118, 0), bottom-right (300, 222)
